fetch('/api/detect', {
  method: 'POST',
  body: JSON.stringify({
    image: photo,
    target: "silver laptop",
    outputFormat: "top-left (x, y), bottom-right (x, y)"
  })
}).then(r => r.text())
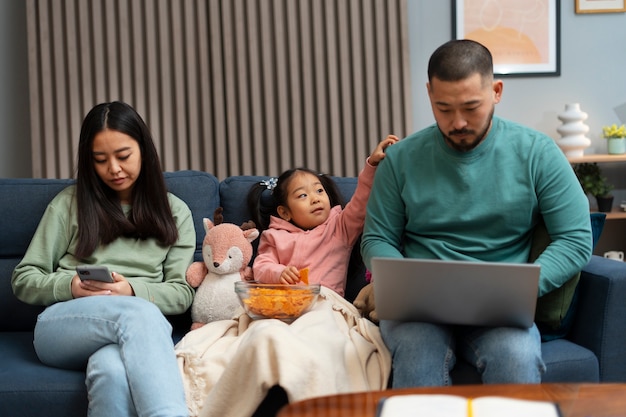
top-left (371, 257), bottom-right (540, 328)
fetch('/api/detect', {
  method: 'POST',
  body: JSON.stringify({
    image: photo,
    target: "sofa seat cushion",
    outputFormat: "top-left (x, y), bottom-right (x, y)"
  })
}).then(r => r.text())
top-left (541, 338), bottom-right (599, 382)
top-left (449, 338), bottom-right (599, 384)
top-left (0, 332), bottom-right (87, 417)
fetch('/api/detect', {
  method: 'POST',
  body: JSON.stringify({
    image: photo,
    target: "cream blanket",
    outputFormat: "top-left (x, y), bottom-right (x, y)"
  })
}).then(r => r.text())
top-left (175, 287), bottom-right (391, 417)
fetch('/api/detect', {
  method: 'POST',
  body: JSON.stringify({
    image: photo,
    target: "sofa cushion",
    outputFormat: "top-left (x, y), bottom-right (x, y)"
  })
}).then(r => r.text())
top-left (219, 176), bottom-right (268, 226)
top-left (0, 332), bottom-right (88, 417)
top-left (540, 338), bottom-right (599, 382)
top-left (163, 170), bottom-right (220, 262)
top-left (0, 179), bottom-right (75, 258)
top-left (0, 258), bottom-right (45, 332)
top-left (533, 213), bottom-right (606, 341)
top-left (0, 179), bottom-right (74, 332)
top-left (450, 337), bottom-right (600, 384)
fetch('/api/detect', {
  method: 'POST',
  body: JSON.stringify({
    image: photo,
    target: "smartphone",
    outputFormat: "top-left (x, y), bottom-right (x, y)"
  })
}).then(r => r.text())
top-left (76, 265), bottom-right (114, 283)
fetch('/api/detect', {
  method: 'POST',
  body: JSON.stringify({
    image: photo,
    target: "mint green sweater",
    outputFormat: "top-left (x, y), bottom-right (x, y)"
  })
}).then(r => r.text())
top-left (361, 116), bottom-right (592, 297)
top-left (12, 186), bottom-right (195, 314)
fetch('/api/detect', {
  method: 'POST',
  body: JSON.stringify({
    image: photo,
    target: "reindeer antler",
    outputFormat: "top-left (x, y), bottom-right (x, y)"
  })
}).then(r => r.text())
top-left (240, 220), bottom-right (256, 231)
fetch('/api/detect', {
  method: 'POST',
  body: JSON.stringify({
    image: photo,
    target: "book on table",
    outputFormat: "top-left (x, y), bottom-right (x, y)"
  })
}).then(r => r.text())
top-left (376, 394), bottom-right (562, 417)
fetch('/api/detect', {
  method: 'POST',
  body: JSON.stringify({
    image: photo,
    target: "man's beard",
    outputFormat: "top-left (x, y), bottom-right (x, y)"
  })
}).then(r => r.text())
top-left (441, 107), bottom-right (494, 152)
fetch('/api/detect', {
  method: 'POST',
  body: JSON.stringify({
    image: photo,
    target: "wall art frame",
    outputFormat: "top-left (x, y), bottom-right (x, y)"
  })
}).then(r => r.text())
top-left (452, 0), bottom-right (561, 77)
top-left (575, 0), bottom-right (626, 14)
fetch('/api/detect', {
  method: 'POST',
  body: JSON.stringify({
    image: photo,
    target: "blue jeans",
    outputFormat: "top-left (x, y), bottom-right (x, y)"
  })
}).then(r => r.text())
top-left (34, 296), bottom-right (188, 417)
top-left (380, 320), bottom-right (545, 387)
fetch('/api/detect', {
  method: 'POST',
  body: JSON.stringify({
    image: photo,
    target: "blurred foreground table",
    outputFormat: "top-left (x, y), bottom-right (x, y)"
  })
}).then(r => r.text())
top-left (277, 383), bottom-right (626, 417)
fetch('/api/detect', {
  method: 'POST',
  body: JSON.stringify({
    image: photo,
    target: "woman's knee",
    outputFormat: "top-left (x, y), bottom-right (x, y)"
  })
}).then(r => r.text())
top-left (116, 297), bottom-right (172, 333)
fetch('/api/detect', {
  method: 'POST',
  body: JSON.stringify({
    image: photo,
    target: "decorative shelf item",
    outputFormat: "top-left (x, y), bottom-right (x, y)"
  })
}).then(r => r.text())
top-left (556, 103), bottom-right (591, 158)
top-left (573, 162), bottom-right (614, 213)
top-left (602, 124), bottom-right (626, 155)
top-left (565, 153), bottom-right (626, 220)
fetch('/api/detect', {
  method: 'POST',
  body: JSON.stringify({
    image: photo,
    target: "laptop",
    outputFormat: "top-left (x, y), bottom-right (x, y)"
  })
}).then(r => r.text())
top-left (371, 257), bottom-right (540, 328)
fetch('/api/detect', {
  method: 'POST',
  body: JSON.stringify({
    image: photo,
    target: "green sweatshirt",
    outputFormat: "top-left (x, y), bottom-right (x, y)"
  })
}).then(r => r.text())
top-left (12, 185), bottom-right (195, 314)
top-left (361, 116), bottom-right (593, 297)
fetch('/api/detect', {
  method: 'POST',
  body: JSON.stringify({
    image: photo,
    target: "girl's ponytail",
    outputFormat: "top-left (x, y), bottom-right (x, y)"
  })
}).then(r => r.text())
top-left (247, 178), bottom-right (278, 231)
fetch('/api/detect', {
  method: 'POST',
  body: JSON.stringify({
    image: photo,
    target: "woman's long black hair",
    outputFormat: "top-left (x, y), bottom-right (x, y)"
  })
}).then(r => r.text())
top-left (247, 167), bottom-right (345, 231)
top-left (74, 101), bottom-right (177, 259)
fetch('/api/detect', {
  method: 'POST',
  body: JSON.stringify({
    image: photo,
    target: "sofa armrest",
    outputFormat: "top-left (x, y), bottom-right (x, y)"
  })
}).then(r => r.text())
top-left (569, 255), bottom-right (626, 382)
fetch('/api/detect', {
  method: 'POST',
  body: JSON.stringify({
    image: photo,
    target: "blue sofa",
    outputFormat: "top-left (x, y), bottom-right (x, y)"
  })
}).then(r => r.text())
top-left (1, 170), bottom-right (626, 416)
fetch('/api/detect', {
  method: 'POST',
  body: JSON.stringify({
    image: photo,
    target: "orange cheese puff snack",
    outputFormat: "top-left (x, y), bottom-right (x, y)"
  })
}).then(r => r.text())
top-left (244, 287), bottom-right (315, 319)
top-left (299, 267), bottom-right (309, 284)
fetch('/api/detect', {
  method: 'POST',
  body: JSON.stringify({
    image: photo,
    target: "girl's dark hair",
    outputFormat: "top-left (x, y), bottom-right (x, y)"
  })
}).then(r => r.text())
top-left (247, 168), bottom-right (344, 231)
top-left (74, 101), bottom-right (178, 259)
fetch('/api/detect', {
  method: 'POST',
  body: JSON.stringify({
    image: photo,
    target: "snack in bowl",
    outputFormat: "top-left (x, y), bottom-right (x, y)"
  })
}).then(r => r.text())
top-left (299, 267), bottom-right (309, 284)
top-left (234, 281), bottom-right (320, 322)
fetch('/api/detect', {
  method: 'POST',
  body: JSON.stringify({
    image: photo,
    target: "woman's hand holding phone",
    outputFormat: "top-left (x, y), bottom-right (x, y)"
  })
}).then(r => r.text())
top-left (73, 266), bottom-right (134, 297)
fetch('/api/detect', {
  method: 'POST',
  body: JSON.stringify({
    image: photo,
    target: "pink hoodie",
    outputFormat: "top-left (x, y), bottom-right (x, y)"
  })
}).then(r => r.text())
top-left (252, 161), bottom-right (376, 296)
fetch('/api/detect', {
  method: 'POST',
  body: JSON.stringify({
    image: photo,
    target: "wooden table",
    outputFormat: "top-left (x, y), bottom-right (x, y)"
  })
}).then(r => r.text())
top-left (277, 383), bottom-right (626, 417)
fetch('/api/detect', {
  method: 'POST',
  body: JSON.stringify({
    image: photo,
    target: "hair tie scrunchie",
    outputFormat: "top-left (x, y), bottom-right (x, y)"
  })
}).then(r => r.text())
top-left (260, 177), bottom-right (277, 192)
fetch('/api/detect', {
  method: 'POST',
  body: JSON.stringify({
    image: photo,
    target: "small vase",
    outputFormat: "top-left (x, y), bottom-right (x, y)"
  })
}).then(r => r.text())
top-left (556, 103), bottom-right (591, 158)
top-left (607, 137), bottom-right (626, 154)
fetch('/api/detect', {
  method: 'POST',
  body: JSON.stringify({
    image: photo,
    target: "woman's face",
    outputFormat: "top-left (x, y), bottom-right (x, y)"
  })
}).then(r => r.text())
top-left (277, 171), bottom-right (331, 230)
top-left (91, 129), bottom-right (142, 204)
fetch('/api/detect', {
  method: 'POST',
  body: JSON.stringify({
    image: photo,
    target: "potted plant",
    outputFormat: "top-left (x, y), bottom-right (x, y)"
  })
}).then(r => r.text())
top-left (602, 124), bottom-right (626, 155)
top-left (573, 162), bottom-right (614, 212)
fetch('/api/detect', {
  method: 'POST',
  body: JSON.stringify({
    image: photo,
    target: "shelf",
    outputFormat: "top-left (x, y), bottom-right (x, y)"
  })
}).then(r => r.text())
top-left (592, 209), bottom-right (626, 220)
top-left (567, 154), bottom-right (626, 163)
top-left (565, 153), bottom-right (626, 221)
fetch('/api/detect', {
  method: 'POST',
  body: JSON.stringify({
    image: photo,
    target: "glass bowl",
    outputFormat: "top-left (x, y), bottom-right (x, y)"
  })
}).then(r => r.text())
top-left (234, 281), bottom-right (321, 322)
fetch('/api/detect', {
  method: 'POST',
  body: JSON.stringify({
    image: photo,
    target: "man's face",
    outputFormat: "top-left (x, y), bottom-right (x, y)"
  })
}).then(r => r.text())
top-left (427, 73), bottom-right (503, 152)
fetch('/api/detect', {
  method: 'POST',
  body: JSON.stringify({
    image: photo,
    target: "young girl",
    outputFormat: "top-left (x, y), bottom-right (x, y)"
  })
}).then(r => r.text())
top-left (247, 135), bottom-right (398, 296)
top-left (12, 101), bottom-right (194, 417)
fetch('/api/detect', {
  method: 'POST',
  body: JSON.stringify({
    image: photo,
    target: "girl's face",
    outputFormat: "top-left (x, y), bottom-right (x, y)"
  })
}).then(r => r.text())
top-left (92, 129), bottom-right (142, 204)
top-left (277, 171), bottom-right (331, 230)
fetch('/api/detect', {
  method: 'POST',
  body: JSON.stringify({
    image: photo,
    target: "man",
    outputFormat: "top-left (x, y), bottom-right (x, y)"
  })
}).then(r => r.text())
top-left (356, 39), bottom-right (592, 387)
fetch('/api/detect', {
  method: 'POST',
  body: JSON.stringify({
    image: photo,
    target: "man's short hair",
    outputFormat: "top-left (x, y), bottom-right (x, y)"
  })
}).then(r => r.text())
top-left (427, 39), bottom-right (493, 84)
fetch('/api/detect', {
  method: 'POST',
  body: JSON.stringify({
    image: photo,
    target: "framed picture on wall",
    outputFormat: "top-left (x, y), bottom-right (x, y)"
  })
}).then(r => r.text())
top-left (452, 0), bottom-right (560, 77)
top-left (575, 0), bottom-right (626, 14)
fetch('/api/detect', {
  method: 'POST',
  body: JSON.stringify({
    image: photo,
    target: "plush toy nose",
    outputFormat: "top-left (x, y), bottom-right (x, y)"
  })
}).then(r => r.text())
top-left (213, 262), bottom-right (220, 268)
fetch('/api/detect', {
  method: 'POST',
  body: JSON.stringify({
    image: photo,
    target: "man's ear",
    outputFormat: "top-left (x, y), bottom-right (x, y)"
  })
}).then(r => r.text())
top-left (492, 79), bottom-right (503, 103)
top-left (276, 205), bottom-right (291, 221)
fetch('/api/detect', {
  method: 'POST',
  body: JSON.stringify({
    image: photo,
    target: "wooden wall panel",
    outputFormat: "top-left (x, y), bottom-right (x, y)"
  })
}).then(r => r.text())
top-left (27, 0), bottom-right (412, 179)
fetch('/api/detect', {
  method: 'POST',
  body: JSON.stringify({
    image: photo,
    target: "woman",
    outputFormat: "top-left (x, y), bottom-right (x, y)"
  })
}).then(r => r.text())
top-left (12, 101), bottom-right (195, 416)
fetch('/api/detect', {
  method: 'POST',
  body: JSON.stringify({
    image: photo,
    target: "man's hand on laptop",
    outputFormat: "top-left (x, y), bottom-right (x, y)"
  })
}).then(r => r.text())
top-left (353, 283), bottom-right (378, 323)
